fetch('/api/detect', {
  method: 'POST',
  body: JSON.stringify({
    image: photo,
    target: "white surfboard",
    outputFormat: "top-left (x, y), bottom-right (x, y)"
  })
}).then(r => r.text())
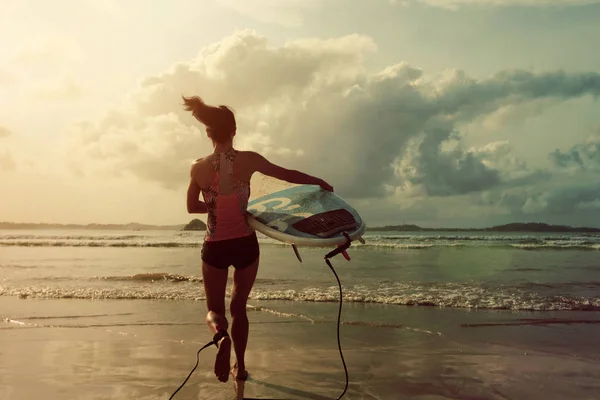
top-left (245, 185), bottom-right (366, 250)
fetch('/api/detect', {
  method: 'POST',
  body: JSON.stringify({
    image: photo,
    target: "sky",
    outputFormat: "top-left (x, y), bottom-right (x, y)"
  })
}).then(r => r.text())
top-left (1, 0), bottom-right (600, 228)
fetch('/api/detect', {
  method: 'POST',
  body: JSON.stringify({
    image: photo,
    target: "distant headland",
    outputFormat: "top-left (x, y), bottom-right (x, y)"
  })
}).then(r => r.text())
top-left (367, 222), bottom-right (600, 233)
top-left (0, 221), bottom-right (188, 231)
top-left (0, 219), bottom-right (209, 231)
top-left (0, 221), bottom-right (598, 233)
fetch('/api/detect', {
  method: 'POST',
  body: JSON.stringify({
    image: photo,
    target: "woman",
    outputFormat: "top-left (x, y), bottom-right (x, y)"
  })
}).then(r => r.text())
top-left (183, 96), bottom-right (333, 385)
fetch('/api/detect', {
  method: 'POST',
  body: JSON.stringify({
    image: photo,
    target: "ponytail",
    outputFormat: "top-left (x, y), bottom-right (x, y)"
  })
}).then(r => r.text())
top-left (182, 95), bottom-right (236, 143)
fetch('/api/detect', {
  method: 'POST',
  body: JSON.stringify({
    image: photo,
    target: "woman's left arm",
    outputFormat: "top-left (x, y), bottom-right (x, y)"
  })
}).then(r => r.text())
top-left (186, 178), bottom-right (207, 213)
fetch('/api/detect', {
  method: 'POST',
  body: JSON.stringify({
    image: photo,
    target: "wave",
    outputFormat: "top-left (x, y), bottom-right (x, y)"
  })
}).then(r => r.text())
top-left (0, 264), bottom-right (38, 269)
top-left (3, 240), bottom-right (599, 250)
top-left (518, 281), bottom-right (600, 289)
top-left (247, 305), bottom-right (316, 323)
top-left (11, 273), bottom-right (307, 288)
top-left (357, 241), bottom-right (600, 251)
top-left (20, 313), bottom-right (135, 320)
top-left (0, 240), bottom-right (199, 248)
top-left (462, 318), bottom-right (600, 328)
top-left (511, 243), bottom-right (600, 250)
top-left (364, 234), bottom-right (598, 242)
top-left (248, 288), bottom-right (600, 311)
top-left (358, 243), bottom-right (464, 250)
top-left (97, 273), bottom-right (202, 283)
top-left (1, 318), bottom-right (199, 329)
top-left (2, 284), bottom-right (599, 311)
top-left (0, 234), bottom-right (148, 241)
top-left (29, 274), bottom-right (302, 285)
top-left (341, 320), bottom-right (442, 335)
top-left (1, 314), bottom-right (441, 336)
top-left (2, 232), bottom-right (600, 250)
top-left (0, 240), bottom-right (461, 250)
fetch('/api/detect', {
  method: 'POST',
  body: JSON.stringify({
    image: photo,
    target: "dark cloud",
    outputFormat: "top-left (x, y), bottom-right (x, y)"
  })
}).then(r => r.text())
top-left (416, 0), bottom-right (600, 10)
top-left (470, 172), bottom-right (600, 227)
top-left (549, 132), bottom-right (600, 170)
top-left (543, 185), bottom-right (600, 214)
top-left (397, 125), bottom-right (501, 196)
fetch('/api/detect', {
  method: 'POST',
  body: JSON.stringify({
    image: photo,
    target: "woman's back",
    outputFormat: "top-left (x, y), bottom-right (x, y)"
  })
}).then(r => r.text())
top-left (192, 149), bottom-right (255, 242)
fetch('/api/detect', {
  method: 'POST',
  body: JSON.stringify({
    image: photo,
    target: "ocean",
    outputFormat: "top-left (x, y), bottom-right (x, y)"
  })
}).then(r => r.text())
top-left (2, 229), bottom-right (600, 400)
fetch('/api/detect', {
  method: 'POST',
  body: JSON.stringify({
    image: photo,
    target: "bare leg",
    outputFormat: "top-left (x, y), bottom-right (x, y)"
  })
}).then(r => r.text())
top-left (229, 256), bottom-right (259, 380)
top-left (202, 261), bottom-right (231, 382)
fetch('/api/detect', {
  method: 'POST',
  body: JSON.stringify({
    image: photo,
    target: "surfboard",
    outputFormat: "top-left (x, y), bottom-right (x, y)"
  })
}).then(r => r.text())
top-left (245, 185), bottom-right (366, 250)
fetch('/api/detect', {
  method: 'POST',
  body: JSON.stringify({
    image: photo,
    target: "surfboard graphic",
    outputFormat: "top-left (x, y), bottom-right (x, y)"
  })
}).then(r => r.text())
top-left (246, 185), bottom-right (366, 247)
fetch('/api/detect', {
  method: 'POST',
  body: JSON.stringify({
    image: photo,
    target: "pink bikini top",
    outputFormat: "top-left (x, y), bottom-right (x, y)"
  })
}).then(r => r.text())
top-left (201, 149), bottom-right (254, 242)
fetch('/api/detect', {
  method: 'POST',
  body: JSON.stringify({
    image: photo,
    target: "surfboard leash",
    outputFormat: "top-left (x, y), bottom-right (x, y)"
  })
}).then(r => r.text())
top-left (169, 234), bottom-right (353, 400)
top-left (168, 331), bottom-right (227, 400)
top-left (323, 232), bottom-right (353, 400)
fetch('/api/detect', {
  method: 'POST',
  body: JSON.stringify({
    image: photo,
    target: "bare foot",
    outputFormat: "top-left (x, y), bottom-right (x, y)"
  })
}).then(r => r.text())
top-left (231, 363), bottom-right (248, 381)
top-left (214, 336), bottom-right (231, 382)
top-left (231, 363), bottom-right (248, 400)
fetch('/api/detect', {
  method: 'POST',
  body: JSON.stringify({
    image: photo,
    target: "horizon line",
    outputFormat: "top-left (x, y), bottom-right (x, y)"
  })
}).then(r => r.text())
top-left (1, 220), bottom-right (599, 231)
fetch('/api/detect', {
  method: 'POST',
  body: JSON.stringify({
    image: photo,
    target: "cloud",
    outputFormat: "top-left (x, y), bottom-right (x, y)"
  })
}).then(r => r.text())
top-left (82, 0), bottom-right (123, 19)
top-left (463, 149), bottom-right (600, 227)
top-left (31, 79), bottom-right (84, 100)
top-left (67, 31), bottom-right (600, 202)
top-left (68, 112), bottom-right (206, 189)
top-left (5, 35), bottom-right (82, 101)
top-left (0, 126), bottom-right (12, 138)
top-left (361, 166), bottom-right (600, 227)
top-left (13, 36), bottom-right (80, 68)
top-left (411, 0), bottom-right (600, 10)
top-left (0, 151), bottom-right (16, 171)
top-left (389, 0), bottom-right (412, 7)
top-left (395, 135), bottom-right (548, 197)
top-left (0, 69), bottom-right (16, 86)
top-left (215, 0), bottom-right (322, 27)
top-left (492, 182), bottom-right (600, 217)
top-left (544, 185), bottom-right (600, 214)
top-left (0, 128), bottom-right (16, 171)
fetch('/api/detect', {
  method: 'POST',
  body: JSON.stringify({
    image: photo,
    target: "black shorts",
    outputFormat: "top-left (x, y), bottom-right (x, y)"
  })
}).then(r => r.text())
top-left (201, 233), bottom-right (260, 270)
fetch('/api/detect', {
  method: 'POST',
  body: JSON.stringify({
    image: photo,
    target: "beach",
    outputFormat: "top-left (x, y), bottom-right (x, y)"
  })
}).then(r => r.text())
top-left (2, 230), bottom-right (600, 400)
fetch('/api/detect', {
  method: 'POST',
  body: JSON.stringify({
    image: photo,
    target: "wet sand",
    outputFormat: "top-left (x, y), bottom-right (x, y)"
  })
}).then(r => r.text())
top-left (2, 297), bottom-right (600, 400)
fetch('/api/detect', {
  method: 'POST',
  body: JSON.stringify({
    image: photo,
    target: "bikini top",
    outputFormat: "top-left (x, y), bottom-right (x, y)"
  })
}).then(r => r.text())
top-left (200, 149), bottom-right (254, 242)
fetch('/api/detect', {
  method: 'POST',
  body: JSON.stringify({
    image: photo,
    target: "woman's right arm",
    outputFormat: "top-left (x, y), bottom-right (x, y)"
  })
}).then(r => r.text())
top-left (250, 152), bottom-right (333, 192)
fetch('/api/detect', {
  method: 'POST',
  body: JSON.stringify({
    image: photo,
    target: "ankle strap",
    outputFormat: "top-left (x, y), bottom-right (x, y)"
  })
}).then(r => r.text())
top-left (213, 329), bottom-right (229, 347)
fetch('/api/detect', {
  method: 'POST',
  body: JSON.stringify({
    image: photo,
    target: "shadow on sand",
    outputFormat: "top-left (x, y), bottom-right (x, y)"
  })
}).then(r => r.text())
top-left (243, 377), bottom-right (333, 400)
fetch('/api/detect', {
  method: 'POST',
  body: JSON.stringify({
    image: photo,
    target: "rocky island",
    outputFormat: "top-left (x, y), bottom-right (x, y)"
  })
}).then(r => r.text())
top-left (182, 219), bottom-right (207, 231)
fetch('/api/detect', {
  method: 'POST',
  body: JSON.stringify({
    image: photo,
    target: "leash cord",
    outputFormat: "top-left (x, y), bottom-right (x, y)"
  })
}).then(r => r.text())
top-left (325, 257), bottom-right (349, 400)
top-left (168, 340), bottom-right (215, 400)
